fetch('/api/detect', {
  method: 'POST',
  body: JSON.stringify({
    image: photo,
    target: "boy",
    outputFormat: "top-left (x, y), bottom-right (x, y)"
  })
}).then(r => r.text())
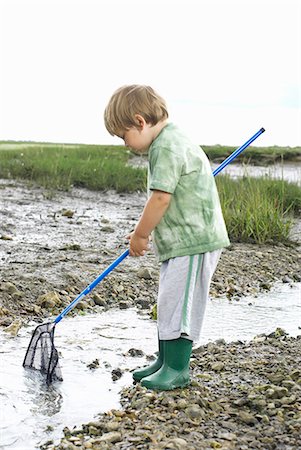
top-left (104, 85), bottom-right (230, 391)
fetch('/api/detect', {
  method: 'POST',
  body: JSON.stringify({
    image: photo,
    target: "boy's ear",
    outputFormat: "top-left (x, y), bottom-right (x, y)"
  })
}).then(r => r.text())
top-left (134, 114), bottom-right (146, 130)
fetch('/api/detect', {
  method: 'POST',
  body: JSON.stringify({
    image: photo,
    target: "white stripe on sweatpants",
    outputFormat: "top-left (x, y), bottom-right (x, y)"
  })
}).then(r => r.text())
top-left (157, 249), bottom-right (221, 343)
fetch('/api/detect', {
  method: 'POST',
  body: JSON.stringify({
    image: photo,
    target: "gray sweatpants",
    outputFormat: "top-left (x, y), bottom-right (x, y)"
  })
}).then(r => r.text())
top-left (157, 250), bottom-right (222, 343)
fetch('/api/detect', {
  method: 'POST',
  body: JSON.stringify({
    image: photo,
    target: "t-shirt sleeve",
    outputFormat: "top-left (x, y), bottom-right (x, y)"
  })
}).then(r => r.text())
top-left (149, 147), bottom-right (183, 194)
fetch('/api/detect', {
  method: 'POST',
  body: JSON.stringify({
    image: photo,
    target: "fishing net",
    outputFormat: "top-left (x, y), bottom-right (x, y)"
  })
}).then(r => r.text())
top-left (23, 322), bottom-right (63, 385)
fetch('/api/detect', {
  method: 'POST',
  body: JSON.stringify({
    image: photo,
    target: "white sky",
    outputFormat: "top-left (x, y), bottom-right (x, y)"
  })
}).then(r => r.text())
top-left (0, 0), bottom-right (300, 147)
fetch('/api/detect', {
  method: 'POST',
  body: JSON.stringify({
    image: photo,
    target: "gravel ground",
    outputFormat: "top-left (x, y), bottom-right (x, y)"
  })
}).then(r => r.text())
top-left (43, 330), bottom-right (301, 450)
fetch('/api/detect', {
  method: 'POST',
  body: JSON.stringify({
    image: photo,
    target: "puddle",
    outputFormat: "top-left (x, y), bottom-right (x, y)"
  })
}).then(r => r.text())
top-left (0, 282), bottom-right (300, 449)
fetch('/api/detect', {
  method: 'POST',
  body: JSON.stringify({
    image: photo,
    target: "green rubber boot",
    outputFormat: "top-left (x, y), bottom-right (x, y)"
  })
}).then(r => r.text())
top-left (132, 339), bottom-right (164, 382)
top-left (141, 337), bottom-right (192, 391)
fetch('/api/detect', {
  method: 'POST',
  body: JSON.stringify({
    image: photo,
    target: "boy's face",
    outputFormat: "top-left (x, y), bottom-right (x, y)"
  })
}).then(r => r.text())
top-left (121, 124), bottom-right (153, 154)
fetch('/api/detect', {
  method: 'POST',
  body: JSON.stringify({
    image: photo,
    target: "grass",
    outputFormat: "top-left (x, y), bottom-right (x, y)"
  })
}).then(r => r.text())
top-left (0, 141), bottom-right (300, 245)
top-left (203, 144), bottom-right (301, 163)
top-left (216, 176), bottom-right (300, 244)
top-left (0, 142), bottom-right (146, 192)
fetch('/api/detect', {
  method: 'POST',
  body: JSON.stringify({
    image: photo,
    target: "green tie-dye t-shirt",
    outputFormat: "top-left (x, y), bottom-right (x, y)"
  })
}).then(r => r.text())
top-left (148, 123), bottom-right (230, 262)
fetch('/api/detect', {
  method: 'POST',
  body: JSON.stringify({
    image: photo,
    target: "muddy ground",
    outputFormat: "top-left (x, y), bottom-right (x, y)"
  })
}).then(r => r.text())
top-left (0, 179), bottom-right (300, 330)
top-left (1, 179), bottom-right (301, 449)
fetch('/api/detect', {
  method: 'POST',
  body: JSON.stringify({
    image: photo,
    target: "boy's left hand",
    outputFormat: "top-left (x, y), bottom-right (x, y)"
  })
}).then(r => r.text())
top-left (126, 231), bottom-right (149, 257)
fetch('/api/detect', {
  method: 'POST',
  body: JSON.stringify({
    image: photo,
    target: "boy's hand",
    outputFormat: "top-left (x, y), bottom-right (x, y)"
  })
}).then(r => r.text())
top-left (126, 231), bottom-right (149, 257)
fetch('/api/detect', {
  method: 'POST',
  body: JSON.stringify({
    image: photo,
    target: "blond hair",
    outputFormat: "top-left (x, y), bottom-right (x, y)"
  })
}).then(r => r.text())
top-left (104, 85), bottom-right (168, 137)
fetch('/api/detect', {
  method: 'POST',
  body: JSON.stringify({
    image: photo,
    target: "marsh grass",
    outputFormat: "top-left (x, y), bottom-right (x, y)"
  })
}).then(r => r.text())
top-left (203, 144), bottom-right (301, 163)
top-left (0, 141), bottom-right (300, 244)
top-left (216, 176), bottom-right (300, 244)
top-left (0, 143), bottom-right (146, 192)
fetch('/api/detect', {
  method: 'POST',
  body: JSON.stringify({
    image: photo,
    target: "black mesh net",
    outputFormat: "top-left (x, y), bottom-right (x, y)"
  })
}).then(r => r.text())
top-left (23, 322), bottom-right (63, 385)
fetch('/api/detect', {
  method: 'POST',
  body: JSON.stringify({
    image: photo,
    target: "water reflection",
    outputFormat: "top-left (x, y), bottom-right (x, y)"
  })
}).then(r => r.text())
top-left (23, 372), bottom-right (64, 416)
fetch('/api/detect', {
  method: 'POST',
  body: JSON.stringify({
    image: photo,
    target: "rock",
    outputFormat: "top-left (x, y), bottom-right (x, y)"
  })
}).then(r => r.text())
top-left (91, 293), bottom-right (107, 307)
top-left (166, 437), bottom-right (188, 449)
top-left (0, 306), bottom-right (10, 317)
top-left (83, 442), bottom-right (93, 449)
top-left (75, 301), bottom-right (87, 310)
top-left (280, 394), bottom-right (296, 405)
top-left (252, 335), bottom-right (266, 343)
top-left (211, 362), bottom-right (224, 371)
top-left (268, 328), bottom-right (288, 338)
top-left (215, 338), bottom-right (226, 346)
top-left (118, 301), bottom-right (131, 309)
top-left (185, 404), bottom-right (205, 419)
top-left (0, 234), bottom-right (13, 240)
top-left (105, 421), bottom-right (120, 432)
top-left (238, 411), bottom-right (257, 425)
top-left (281, 380), bottom-right (296, 389)
top-left (61, 209), bottom-right (74, 218)
top-left (111, 368), bottom-right (123, 381)
top-left (259, 281), bottom-right (272, 290)
top-left (136, 298), bottom-right (151, 309)
top-left (217, 431), bottom-right (237, 441)
top-left (176, 399), bottom-right (188, 409)
top-left (3, 319), bottom-right (23, 336)
top-left (12, 290), bottom-right (24, 300)
top-left (268, 373), bottom-right (285, 384)
top-left (60, 244), bottom-right (81, 251)
top-left (101, 226), bottom-right (115, 233)
top-left (274, 387), bottom-right (289, 399)
top-left (37, 292), bottom-right (62, 309)
top-left (87, 359), bottom-right (100, 370)
top-left (137, 268), bottom-right (152, 279)
top-left (0, 281), bottom-right (19, 295)
top-left (233, 398), bottom-right (249, 407)
top-left (290, 369), bottom-right (301, 381)
top-left (0, 317), bottom-right (12, 327)
top-left (126, 348), bottom-right (144, 357)
top-left (99, 431), bottom-right (122, 443)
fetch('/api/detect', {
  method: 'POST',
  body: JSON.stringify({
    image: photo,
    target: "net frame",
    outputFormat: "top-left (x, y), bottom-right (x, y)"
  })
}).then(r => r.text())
top-left (22, 322), bottom-right (63, 384)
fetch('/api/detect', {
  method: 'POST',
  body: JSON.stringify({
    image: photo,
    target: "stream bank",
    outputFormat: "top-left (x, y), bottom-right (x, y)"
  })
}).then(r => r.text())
top-left (47, 330), bottom-right (301, 450)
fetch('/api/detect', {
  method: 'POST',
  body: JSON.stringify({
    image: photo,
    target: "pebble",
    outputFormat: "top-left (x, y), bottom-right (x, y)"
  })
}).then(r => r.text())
top-left (61, 209), bottom-right (75, 218)
top-left (99, 431), bottom-right (122, 443)
top-left (49, 332), bottom-right (301, 450)
top-left (166, 437), bottom-right (188, 448)
top-left (37, 291), bottom-right (62, 309)
top-left (137, 267), bottom-right (152, 279)
top-left (3, 319), bottom-right (23, 336)
top-left (185, 404), bottom-right (204, 419)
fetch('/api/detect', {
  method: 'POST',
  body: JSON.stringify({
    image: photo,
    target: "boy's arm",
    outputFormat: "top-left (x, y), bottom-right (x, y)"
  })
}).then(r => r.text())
top-left (127, 190), bottom-right (171, 257)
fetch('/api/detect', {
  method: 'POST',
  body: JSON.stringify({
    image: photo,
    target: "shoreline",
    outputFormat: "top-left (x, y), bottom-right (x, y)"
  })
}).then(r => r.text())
top-left (45, 331), bottom-right (301, 450)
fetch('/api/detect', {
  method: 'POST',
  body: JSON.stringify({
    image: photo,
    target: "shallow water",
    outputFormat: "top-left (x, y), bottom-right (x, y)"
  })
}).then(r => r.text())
top-left (211, 161), bottom-right (301, 185)
top-left (0, 282), bottom-right (300, 450)
top-left (0, 309), bottom-right (156, 450)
